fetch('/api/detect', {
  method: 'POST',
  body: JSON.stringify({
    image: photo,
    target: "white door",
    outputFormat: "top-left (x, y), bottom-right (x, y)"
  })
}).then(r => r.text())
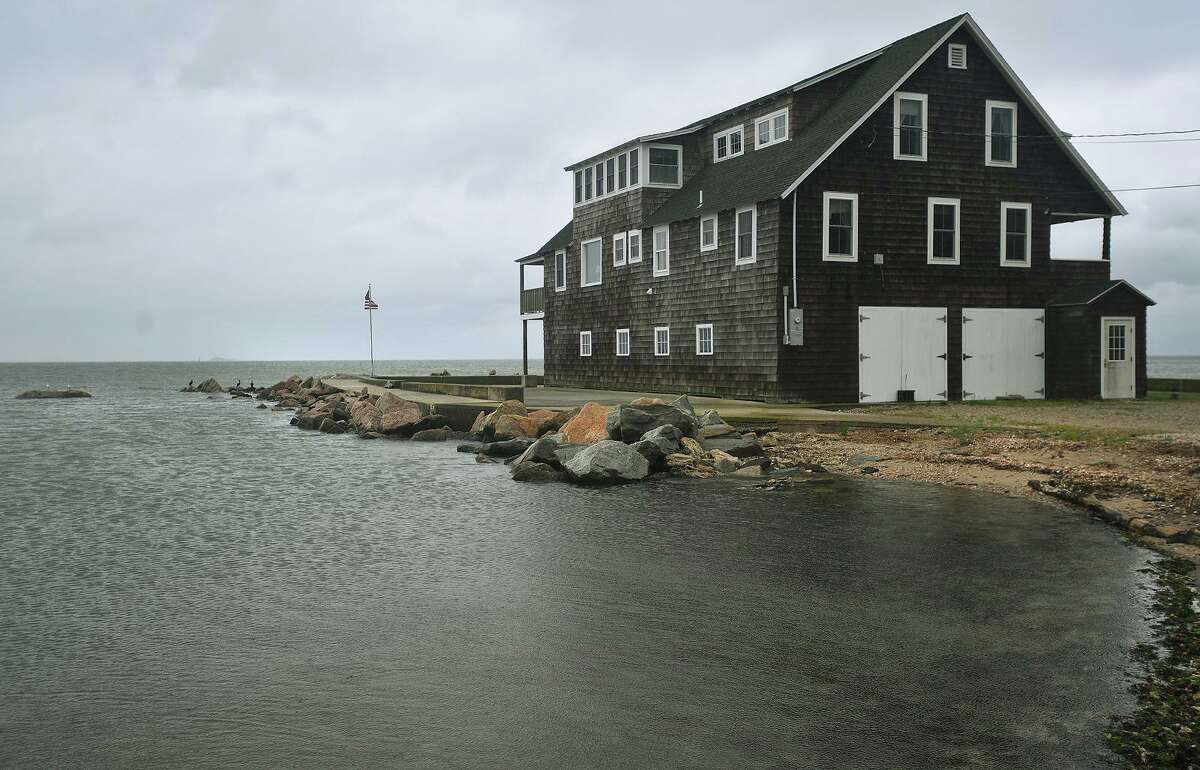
top-left (1101, 317), bottom-right (1136, 399)
top-left (858, 307), bottom-right (948, 403)
top-left (962, 308), bottom-right (1045, 400)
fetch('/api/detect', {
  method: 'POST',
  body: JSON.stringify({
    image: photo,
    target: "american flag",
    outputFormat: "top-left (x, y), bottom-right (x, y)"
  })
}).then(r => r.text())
top-left (364, 286), bottom-right (379, 310)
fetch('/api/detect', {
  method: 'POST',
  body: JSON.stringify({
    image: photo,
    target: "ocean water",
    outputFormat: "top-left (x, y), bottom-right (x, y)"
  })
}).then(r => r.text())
top-left (0, 361), bottom-right (1153, 768)
top-left (1148, 355), bottom-right (1200, 379)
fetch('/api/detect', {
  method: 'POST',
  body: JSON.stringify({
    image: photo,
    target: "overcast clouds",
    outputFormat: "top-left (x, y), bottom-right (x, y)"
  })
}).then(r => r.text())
top-left (1, 0), bottom-right (1198, 362)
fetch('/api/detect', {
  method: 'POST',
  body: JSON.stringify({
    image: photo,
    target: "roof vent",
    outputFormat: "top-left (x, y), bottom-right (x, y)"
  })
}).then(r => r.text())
top-left (948, 43), bottom-right (967, 70)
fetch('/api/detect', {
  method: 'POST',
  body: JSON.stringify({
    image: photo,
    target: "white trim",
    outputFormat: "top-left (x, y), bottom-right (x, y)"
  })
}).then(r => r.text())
top-left (594, 161), bottom-right (604, 197)
top-left (712, 125), bottom-right (745, 162)
top-left (985, 99), bottom-right (1018, 168)
top-left (627, 229), bottom-right (642, 263)
top-left (927, 197), bottom-right (961, 264)
top-left (612, 232), bottom-right (627, 267)
top-left (553, 249), bottom-right (567, 292)
top-left (654, 326), bottom-right (670, 357)
top-left (572, 147), bottom-right (642, 209)
top-left (822, 192), bottom-right (859, 262)
top-left (615, 328), bottom-right (630, 357)
top-left (699, 214), bottom-right (718, 252)
top-left (1100, 317), bottom-right (1136, 399)
top-left (580, 237), bottom-right (603, 287)
top-left (999, 201), bottom-right (1032, 267)
top-left (645, 143), bottom-right (683, 188)
top-left (652, 225), bottom-right (670, 276)
top-left (948, 43), bottom-right (967, 69)
top-left (791, 48), bottom-right (887, 92)
top-left (579, 330), bottom-right (592, 357)
top-left (893, 92), bottom-right (928, 161)
top-left (695, 324), bottom-right (714, 356)
top-left (754, 107), bottom-right (789, 149)
top-left (734, 206), bottom-right (757, 264)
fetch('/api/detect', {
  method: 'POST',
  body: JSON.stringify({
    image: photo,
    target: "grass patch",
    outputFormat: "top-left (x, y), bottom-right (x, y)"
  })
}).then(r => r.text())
top-left (1105, 558), bottom-right (1200, 769)
top-left (1148, 390), bottom-right (1200, 402)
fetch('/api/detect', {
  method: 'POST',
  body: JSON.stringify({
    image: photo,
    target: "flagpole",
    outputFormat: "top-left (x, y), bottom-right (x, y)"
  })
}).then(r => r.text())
top-left (368, 308), bottom-right (375, 377)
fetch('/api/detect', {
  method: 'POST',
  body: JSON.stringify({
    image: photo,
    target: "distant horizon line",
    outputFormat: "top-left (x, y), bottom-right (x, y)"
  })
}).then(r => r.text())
top-left (0, 357), bottom-right (546, 365)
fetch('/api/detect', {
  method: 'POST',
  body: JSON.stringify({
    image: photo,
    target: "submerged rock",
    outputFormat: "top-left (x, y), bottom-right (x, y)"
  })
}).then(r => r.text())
top-left (411, 427), bottom-right (452, 441)
top-left (476, 438), bottom-right (535, 458)
top-left (15, 389), bottom-right (92, 399)
top-left (512, 461), bottom-right (566, 483)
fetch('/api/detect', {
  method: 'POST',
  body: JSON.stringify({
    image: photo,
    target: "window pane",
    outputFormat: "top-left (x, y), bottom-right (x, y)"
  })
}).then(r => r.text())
top-left (932, 203), bottom-right (956, 260)
top-left (583, 241), bottom-right (602, 284)
top-left (629, 149), bottom-right (639, 185)
top-left (1006, 233), bottom-right (1025, 260)
top-left (606, 159), bottom-right (615, 192)
top-left (628, 232), bottom-right (640, 260)
top-left (828, 198), bottom-right (851, 227)
top-left (991, 107), bottom-right (1013, 162)
top-left (758, 121), bottom-right (770, 145)
top-left (730, 130), bottom-right (742, 154)
top-left (595, 163), bottom-right (604, 196)
top-left (615, 237), bottom-right (625, 262)
top-left (648, 147), bottom-right (679, 184)
top-left (584, 168), bottom-right (592, 200)
top-left (899, 98), bottom-right (923, 156)
top-left (618, 154), bottom-right (626, 188)
top-left (574, 171), bottom-right (582, 204)
top-left (701, 218), bottom-right (714, 246)
top-left (773, 114), bottom-right (786, 138)
top-left (716, 136), bottom-right (727, 158)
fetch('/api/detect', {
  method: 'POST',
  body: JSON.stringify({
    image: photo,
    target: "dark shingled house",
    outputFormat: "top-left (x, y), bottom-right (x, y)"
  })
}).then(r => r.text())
top-left (516, 13), bottom-right (1153, 402)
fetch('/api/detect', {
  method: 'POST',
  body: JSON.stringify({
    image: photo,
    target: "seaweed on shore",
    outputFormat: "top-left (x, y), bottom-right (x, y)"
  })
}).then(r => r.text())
top-left (1106, 558), bottom-right (1200, 769)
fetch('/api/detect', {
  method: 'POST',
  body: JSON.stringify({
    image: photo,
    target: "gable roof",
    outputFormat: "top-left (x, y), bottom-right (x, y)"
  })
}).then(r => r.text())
top-left (1049, 279), bottom-right (1156, 307)
top-left (649, 13), bottom-right (1125, 225)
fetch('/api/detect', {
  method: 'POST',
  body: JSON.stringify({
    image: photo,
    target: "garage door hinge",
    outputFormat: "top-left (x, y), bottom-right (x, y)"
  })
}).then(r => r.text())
top-left (963, 391), bottom-right (975, 398)
top-left (860, 391), bottom-right (871, 400)
top-left (1035, 388), bottom-right (1045, 395)
top-left (1035, 352), bottom-right (1045, 359)
top-left (937, 353), bottom-right (948, 360)
top-left (859, 314), bottom-right (870, 322)
top-left (937, 391), bottom-right (948, 398)
top-left (1036, 315), bottom-right (1045, 323)
top-left (859, 353), bottom-right (870, 361)
top-left (962, 316), bottom-right (973, 323)
top-left (962, 353), bottom-right (973, 360)
top-left (937, 315), bottom-right (947, 323)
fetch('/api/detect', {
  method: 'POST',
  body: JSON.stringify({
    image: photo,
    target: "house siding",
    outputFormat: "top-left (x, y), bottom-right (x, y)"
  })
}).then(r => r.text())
top-left (778, 30), bottom-right (1114, 402)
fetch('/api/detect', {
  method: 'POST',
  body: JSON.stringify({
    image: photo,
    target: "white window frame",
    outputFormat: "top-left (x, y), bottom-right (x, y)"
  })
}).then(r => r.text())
top-left (734, 206), bottom-right (756, 264)
top-left (580, 237), bottom-right (603, 287)
top-left (579, 330), bottom-right (592, 357)
top-left (1000, 201), bottom-right (1032, 268)
top-left (713, 125), bottom-right (745, 162)
top-left (695, 324), bottom-right (714, 356)
top-left (615, 328), bottom-right (630, 357)
top-left (612, 232), bottom-right (626, 267)
top-left (985, 100), bottom-right (1018, 168)
top-left (553, 249), bottom-right (566, 292)
top-left (754, 108), bottom-right (789, 149)
top-left (652, 225), bottom-right (670, 277)
top-left (948, 43), bottom-right (967, 69)
top-left (821, 192), bottom-right (859, 262)
top-left (627, 229), bottom-right (642, 263)
top-left (699, 214), bottom-right (718, 252)
top-left (645, 144), bottom-right (682, 187)
top-left (654, 326), bottom-right (670, 357)
top-left (893, 92), bottom-right (928, 161)
top-left (926, 197), bottom-right (961, 265)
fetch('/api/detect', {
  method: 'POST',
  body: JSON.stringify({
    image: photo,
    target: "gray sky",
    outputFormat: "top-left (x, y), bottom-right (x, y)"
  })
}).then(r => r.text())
top-left (2, 0), bottom-right (1198, 362)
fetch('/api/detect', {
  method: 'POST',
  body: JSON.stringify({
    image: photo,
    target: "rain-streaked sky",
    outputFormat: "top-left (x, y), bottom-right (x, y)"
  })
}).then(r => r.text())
top-left (2, 1), bottom-right (1198, 362)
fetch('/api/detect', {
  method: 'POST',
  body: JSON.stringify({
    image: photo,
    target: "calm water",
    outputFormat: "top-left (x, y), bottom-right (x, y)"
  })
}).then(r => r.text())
top-left (1, 362), bottom-right (1153, 768)
top-left (1148, 355), bottom-right (1200, 379)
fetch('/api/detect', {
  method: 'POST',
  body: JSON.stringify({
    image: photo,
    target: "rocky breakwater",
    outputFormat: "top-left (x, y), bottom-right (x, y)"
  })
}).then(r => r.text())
top-left (258, 376), bottom-right (460, 440)
top-left (15, 388), bottom-right (92, 399)
top-left (464, 395), bottom-right (771, 486)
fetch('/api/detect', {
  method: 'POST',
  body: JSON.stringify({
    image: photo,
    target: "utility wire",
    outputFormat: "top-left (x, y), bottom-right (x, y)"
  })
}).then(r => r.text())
top-left (879, 125), bottom-right (1200, 143)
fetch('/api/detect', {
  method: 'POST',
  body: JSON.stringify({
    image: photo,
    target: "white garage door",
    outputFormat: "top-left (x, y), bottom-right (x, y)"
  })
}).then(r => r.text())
top-left (962, 308), bottom-right (1045, 400)
top-left (858, 306), bottom-right (948, 403)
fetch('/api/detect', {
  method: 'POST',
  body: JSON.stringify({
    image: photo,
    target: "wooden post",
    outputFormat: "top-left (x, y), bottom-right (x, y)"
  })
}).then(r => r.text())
top-left (522, 319), bottom-right (529, 378)
top-left (1102, 216), bottom-right (1112, 261)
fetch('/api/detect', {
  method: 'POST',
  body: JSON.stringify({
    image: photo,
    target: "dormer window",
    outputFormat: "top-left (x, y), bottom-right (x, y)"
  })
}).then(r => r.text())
top-left (948, 43), bottom-right (967, 69)
top-left (713, 126), bottom-right (744, 161)
top-left (893, 92), bottom-right (928, 161)
top-left (755, 108), bottom-right (788, 149)
top-left (647, 145), bottom-right (681, 186)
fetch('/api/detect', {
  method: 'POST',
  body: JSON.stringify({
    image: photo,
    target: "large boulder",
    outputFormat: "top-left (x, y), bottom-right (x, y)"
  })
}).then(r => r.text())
top-left (510, 435), bottom-right (569, 477)
top-left (194, 377), bottom-right (224, 393)
top-left (698, 409), bottom-right (737, 438)
top-left (708, 449), bottom-right (739, 474)
top-left (265, 375), bottom-right (302, 395)
top-left (349, 399), bottom-right (383, 433)
top-left (669, 394), bottom-right (696, 417)
top-left (379, 401), bottom-right (425, 435)
top-left (560, 402), bottom-right (611, 444)
top-left (377, 391), bottom-right (428, 417)
top-left (467, 410), bottom-right (487, 438)
top-left (492, 414), bottom-right (540, 441)
top-left (480, 400), bottom-right (529, 440)
top-left (412, 427), bottom-right (452, 441)
top-left (512, 462), bottom-right (566, 483)
top-left (705, 434), bottom-right (764, 458)
top-left (606, 402), bottom-right (697, 443)
top-left (538, 407), bottom-right (579, 437)
top-left (630, 425), bottom-right (683, 469)
top-left (563, 440), bottom-right (650, 484)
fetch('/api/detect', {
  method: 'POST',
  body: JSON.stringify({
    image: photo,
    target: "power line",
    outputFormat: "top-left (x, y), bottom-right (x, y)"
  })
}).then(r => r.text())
top-left (1073, 137), bottom-right (1200, 145)
top-left (879, 125), bottom-right (1200, 143)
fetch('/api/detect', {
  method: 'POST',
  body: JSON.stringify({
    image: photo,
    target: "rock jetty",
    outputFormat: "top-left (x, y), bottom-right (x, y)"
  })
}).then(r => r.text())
top-left (15, 388), bottom-right (92, 399)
